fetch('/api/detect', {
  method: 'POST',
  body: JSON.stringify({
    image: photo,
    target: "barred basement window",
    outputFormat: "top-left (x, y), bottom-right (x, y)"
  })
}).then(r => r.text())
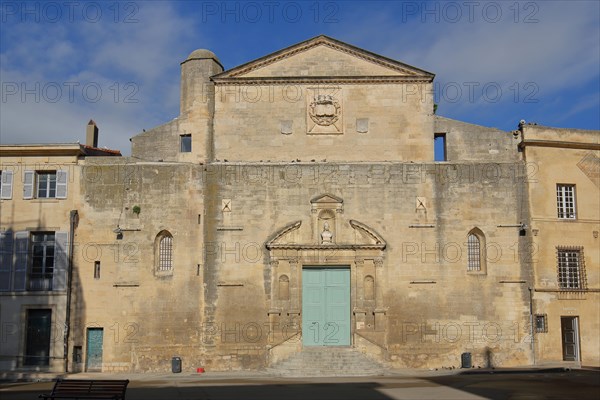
top-left (155, 231), bottom-right (173, 272)
top-left (535, 314), bottom-right (548, 333)
top-left (557, 247), bottom-right (586, 290)
top-left (556, 184), bottom-right (576, 219)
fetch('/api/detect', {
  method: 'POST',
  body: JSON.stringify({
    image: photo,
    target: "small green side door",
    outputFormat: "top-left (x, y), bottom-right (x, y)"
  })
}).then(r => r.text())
top-left (302, 267), bottom-right (350, 346)
top-left (86, 328), bottom-right (104, 371)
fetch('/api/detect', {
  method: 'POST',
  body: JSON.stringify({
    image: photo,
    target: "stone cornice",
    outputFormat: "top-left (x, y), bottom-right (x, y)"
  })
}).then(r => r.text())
top-left (0, 144), bottom-right (121, 157)
top-left (212, 76), bottom-right (433, 85)
top-left (266, 243), bottom-right (386, 250)
top-left (519, 140), bottom-right (600, 151)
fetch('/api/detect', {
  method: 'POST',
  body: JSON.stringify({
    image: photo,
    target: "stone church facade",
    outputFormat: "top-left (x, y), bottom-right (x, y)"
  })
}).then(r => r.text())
top-left (0, 36), bottom-right (598, 374)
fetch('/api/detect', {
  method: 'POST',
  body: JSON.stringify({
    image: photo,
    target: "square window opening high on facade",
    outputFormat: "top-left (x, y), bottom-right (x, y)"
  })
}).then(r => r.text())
top-left (180, 134), bottom-right (192, 153)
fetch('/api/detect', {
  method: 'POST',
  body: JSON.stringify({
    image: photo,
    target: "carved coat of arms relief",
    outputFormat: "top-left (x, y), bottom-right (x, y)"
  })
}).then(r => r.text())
top-left (306, 87), bottom-right (343, 134)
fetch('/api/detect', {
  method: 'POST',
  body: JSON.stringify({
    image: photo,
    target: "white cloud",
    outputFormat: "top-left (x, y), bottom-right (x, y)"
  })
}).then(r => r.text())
top-left (1, 0), bottom-right (598, 153)
top-left (0, 2), bottom-right (197, 154)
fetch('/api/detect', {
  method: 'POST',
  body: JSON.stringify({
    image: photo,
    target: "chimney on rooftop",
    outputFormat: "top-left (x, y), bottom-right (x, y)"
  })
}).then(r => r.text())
top-left (86, 120), bottom-right (98, 147)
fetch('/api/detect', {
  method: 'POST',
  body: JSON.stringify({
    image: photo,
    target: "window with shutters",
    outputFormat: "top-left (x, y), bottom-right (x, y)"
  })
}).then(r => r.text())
top-left (0, 170), bottom-right (14, 199)
top-left (0, 231), bottom-right (68, 292)
top-left (23, 170), bottom-right (68, 199)
top-left (37, 172), bottom-right (56, 198)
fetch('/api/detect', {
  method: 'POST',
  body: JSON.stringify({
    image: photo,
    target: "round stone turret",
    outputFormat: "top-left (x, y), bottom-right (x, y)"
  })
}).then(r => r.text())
top-left (182, 49), bottom-right (222, 66)
top-left (179, 48), bottom-right (224, 117)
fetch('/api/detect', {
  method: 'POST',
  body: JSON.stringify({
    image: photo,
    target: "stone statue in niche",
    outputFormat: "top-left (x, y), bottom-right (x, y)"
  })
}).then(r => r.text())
top-left (321, 221), bottom-right (334, 244)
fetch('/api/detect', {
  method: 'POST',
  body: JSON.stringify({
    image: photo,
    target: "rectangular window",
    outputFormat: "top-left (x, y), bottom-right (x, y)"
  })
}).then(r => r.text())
top-left (535, 314), bottom-right (548, 333)
top-left (24, 170), bottom-right (68, 199)
top-left (434, 133), bottom-right (447, 161)
top-left (4, 231), bottom-right (66, 292)
top-left (180, 134), bottom-right (192, 152)
top-left (94, 261), bottom-right (100, 280)
top-left (29, 233), bottom-right (55, 291)
top-left (37, 172), bottom-right (57, 198)
top-left (557, 184), bottom-right (576, 219)
top-left (557, 248), bottom-right (586, 290)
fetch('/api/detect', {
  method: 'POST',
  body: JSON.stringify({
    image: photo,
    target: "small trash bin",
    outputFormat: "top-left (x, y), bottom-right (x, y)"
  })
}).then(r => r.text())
top-left (461, 352), bottom-right (472, 369)
top-left (172, 356), bottom-right (182, 373)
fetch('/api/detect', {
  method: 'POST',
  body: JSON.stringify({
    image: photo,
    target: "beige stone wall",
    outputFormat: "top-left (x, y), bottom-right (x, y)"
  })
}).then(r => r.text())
top-left (70, 158), bottom-right (206, 372)
top-left (242, 45), bottom-right (406, 77)
top-left (523, 125), bottom-right (600, 144)
top-left (200, 162), bottom-right (532, 370)
top-left (213, 83), bottom-right (434, 162)
top-left (131, 56), bottom-right (223, 163)
top-left (434, 116), bottom-right (521, 162)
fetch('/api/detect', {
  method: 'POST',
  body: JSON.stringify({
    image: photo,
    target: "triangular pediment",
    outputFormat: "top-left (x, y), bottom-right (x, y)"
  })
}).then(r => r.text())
top-left (213, 35), bottom-right (434, 82)
top-left (310, 193), bottom-right (343, 204)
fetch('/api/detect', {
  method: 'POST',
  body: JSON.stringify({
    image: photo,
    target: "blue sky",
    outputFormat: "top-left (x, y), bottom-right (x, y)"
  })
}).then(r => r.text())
top-left (1, 0), bottom-right (599, 154)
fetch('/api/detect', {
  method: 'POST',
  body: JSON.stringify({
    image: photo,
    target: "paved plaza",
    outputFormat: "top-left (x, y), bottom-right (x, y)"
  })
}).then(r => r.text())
top-left (1, 368), bottom-right (598, 400)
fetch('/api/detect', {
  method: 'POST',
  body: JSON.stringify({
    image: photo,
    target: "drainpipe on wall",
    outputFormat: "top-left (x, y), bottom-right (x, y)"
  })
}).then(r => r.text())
top-left (528, 286), bottom-right (536, 365)
top-left (64, 210), bottom-right (78, 373)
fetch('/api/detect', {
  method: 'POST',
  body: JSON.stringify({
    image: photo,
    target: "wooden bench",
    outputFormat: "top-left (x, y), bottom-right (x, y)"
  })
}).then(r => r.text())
top-left (39, 379), bottom-right (129, 399)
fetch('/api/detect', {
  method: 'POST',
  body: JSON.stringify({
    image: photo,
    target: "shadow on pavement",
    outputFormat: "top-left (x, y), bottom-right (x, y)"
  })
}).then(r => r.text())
top-left (424, 369), bottom-right (600, 400)
top-left (1, 381), bottom-right (394, 400)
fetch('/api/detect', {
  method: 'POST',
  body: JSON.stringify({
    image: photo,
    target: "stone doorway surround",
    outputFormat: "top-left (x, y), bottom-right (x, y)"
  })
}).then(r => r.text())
top-left (265, 194), bottom-right (387, 362)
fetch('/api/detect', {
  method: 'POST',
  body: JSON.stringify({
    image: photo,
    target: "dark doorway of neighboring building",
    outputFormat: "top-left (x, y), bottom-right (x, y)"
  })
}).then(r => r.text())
top-left (25, 309), bottom-right (52, 366)
top-left (561, 316), bottom-right (579, 361)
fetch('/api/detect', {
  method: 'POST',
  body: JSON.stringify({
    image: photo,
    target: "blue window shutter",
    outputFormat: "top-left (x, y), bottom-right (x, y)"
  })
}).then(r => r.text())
top-left (14, 231), bottom-right (29, 291)
top-left (0, 231), bottom-right (13, 291)
top-left (23, 171), bottom-right (34, 199)
top-left (1, 171), bottom-right (13, 199)
top-left (53, 232), bottom-right (69, 291)
top-left (56, 170), bottom-right (68, 199)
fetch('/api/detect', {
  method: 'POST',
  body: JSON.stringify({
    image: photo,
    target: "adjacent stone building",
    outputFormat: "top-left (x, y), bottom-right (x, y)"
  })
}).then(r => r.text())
top-left (0, 127), bottom-right (120, 375)
top-left (1, 35), bottom-right (598, 375)
top-left (520, 125), bottom-right (600, 365)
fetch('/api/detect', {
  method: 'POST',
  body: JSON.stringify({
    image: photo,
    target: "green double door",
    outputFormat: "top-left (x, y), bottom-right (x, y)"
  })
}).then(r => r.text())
top-left (302, 267), bottom-right (350, 346)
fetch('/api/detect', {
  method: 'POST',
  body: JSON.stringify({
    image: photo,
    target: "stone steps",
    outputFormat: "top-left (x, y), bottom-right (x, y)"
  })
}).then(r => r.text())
top-left (267, 347), bottom-right (387, 377)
